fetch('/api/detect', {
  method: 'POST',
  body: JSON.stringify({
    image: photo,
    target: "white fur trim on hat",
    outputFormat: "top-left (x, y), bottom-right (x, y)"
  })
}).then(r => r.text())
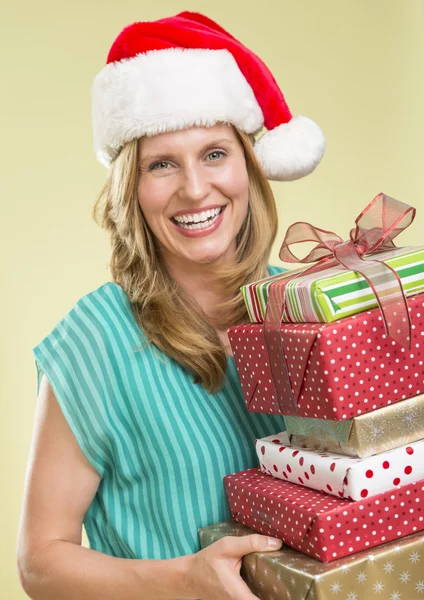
top-left (253, 115), bottom-right (326, 181)
top-left (92, 48), bottom-right (264, 167)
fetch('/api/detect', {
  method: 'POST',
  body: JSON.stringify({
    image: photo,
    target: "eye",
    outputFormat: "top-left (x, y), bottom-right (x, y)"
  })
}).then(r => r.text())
top-left (149, 161), bottom-right (171, 171)
top-left (206, 150), bottom-right (226, 162)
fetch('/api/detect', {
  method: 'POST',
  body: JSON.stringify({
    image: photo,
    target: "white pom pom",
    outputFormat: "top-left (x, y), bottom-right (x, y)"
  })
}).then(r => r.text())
top-left (253, 115), bottom-right (326, 181)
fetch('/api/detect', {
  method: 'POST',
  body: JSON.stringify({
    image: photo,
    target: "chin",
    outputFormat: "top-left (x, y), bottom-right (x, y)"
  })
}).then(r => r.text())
top-left (195, 237), bottom-right (236, 263)
top-left (191, 253), bottom-right (224, 265)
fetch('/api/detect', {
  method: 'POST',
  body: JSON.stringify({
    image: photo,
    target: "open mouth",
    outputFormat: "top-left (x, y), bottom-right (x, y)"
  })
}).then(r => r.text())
top-left (170, 206), bottom-right (225, 230)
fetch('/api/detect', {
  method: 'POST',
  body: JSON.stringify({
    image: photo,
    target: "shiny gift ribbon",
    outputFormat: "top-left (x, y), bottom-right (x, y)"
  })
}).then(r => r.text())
top-left (264, 192), bottom-right (415, 416)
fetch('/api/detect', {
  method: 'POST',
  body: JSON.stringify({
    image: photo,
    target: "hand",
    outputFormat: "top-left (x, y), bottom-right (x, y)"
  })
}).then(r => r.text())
top-left (186, 533), bottom-right (283, 600)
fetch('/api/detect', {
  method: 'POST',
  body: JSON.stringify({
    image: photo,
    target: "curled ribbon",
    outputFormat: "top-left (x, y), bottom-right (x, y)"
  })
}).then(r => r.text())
top-left (264, 192), bottom-right (415, 416)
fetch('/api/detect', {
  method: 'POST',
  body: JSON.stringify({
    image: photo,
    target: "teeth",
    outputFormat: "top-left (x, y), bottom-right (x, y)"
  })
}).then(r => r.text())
top-left (174, 208), bottom-right (223, 230)
top-left (173, 207), bottom-right (221, 224)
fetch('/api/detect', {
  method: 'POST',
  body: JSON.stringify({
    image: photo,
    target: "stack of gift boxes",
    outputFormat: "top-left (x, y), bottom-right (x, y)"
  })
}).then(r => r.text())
top-left (199, 196), bottom-right (424, 598)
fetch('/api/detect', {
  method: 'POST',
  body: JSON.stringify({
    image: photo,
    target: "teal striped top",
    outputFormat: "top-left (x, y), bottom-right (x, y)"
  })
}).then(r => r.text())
top-left (32, 265), bottom-right (287, 560)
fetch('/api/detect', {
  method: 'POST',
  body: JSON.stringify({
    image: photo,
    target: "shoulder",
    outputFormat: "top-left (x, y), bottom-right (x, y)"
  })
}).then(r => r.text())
top-left (32, 281), bottom-right (144, 361)
top-left (54, 281), bottom-right (131, 336)
top-left (73, 281), bottom-right (132, 324)
top-left (77, 280), bottom-right (129, 312)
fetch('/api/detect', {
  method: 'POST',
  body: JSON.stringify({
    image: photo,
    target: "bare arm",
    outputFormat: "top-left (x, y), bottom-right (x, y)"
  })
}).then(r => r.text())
top-left (17, 374), bottom-right (282, 600)
top-left (16, 374), bottom-right (196, 600)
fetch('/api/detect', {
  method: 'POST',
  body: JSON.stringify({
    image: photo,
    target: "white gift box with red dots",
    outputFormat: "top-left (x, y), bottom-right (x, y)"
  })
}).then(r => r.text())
top-left (224, 467), bottom-right (424, 562)
top-left (256, 431), bottom-right (424, 500)
top-left (228, 293), bottom-right (424, 420)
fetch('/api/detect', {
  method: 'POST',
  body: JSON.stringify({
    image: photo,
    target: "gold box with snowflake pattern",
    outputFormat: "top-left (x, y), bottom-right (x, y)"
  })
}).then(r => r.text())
top-left (285, 392), bottom-right (424, 458)
top-left (198, 520), bottom-right (424, 600)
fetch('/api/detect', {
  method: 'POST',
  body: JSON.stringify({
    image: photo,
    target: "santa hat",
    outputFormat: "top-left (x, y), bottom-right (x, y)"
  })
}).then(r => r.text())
top-left (91, 11), bottom-right (326, 181)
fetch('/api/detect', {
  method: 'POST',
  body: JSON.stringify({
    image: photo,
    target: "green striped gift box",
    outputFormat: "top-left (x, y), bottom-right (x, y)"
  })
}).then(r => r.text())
top-left (242, 246), bottom-right (424, 323)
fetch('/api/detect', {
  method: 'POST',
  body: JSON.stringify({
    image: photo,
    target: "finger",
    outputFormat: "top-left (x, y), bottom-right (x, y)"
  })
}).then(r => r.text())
top-left (219, 533), bottom-right (282, 558)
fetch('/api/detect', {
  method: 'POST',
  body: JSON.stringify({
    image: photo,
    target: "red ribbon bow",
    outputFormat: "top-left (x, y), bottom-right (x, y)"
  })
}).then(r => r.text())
top-left (264, 192), bottom-right (415, 416)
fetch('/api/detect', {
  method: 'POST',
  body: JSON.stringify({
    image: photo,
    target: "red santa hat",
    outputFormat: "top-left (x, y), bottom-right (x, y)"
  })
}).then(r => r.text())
top-left (91, 11), bottom-right (325, 181)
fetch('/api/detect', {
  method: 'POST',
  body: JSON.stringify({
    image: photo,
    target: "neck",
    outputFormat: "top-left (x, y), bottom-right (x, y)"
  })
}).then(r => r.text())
top-left (161, 246), bottom-right (236, 325)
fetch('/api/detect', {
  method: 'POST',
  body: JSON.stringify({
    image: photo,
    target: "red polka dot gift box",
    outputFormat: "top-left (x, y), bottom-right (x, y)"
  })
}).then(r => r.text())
top-left (256, 430), bottom-right (424, 501)
top-left (228, 293), bottom-right (424, 420)
top-left (223, 467), bottom-right (424, 562)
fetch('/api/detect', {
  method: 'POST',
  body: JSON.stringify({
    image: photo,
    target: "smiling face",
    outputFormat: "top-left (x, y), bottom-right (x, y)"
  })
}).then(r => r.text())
top-left (137, 123), bottom-right (250, 269)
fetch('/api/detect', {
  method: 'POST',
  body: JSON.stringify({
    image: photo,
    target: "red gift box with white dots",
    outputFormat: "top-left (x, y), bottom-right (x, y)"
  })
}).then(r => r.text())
top-left (224, 467), bottom-right (424, 562)
top-left (257, 431), bottom-right (424, 501)
top-left (228, 293), bottom-right (424, 420)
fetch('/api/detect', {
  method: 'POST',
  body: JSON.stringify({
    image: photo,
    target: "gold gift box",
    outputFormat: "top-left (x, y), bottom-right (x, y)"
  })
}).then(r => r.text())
top-left (286, 392), bottom-right (424, 458)
top-left (199, 520), bottom-right (424, 600)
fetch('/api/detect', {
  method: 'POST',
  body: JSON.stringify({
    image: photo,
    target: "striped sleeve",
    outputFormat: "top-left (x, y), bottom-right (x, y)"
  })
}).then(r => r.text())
top-left (32, 294), bottom-right (114, 478)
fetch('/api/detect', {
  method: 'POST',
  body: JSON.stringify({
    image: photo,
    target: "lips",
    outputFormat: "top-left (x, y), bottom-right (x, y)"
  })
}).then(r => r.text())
top-left (170, 204), bottom-right (226, 237)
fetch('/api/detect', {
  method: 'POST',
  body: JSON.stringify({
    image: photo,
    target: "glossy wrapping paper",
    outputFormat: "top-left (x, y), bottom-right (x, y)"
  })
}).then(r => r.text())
top-left (227, 293), bottom-right (424, 420)
top-left (256, 431), bottom-right (424, 500)
top-left (198, 520), bottom-right (424, 600)
top-left (285, 392), bottom-right (424, 458)
top-left (223, 467), bottom-right (424, 562)
top-left (242, 246), bottom-right (424, 325)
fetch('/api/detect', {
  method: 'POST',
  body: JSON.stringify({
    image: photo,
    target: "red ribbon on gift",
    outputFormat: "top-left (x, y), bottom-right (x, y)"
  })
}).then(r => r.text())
top-left (264, 192), bottom-right (415, 416)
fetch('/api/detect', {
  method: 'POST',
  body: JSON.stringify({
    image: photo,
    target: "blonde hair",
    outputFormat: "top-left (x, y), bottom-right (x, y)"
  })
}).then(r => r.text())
top-left (92, 126), bottom-right (278, 394)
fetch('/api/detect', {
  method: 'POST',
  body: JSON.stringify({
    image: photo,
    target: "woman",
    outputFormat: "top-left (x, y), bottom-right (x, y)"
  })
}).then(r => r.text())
top-left (17, 11), bottom-right (325, 600)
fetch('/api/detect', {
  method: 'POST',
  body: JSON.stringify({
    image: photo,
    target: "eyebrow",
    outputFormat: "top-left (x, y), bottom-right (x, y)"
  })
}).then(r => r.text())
top-left (139, 137), bottom-right (236, 164)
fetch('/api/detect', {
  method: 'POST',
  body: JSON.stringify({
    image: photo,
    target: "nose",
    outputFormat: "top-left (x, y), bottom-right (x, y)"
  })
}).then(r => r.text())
top-left (178, 162), bottom-right (211, 203)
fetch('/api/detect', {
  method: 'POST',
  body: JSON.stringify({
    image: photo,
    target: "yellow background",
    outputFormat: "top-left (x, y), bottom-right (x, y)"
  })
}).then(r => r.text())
top-left (3, 1), bottom-right (423, 597)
